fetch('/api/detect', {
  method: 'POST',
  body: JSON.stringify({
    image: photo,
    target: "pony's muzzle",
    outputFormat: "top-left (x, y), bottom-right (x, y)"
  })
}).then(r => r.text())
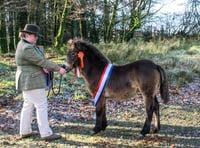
top-left (62, 61), bottom-right (73, 72)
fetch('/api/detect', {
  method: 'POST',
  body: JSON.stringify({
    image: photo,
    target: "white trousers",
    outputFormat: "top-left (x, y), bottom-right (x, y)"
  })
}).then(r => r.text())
top-left (20, 88), bottom-right (53, 138)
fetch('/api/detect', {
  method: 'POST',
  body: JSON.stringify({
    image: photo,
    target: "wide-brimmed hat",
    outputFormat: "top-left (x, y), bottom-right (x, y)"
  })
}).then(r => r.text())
top-left (20, 24), bottom-right (43, 37)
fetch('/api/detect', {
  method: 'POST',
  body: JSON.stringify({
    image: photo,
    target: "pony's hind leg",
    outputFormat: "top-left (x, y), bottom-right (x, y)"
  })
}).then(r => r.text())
top-left (141, 96), bottom-right (154, 136)
top-left (152, 95), bottom-right (160, 133)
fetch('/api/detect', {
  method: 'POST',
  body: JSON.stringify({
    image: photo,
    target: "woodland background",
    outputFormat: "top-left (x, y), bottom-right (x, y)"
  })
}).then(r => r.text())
top-left (0, 0), bottom-right (200, 147)
top-left (0, 0), bottom-right (200, 53)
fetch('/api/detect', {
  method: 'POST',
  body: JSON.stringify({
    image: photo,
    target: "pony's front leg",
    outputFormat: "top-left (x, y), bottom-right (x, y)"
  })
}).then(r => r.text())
top-left (92, 97), bottom-right (107, 135)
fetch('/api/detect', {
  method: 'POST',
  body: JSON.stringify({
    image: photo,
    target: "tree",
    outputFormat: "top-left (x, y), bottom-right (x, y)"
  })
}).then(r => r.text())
top-left (88, 0), bottom-right (99, 43)
top-left (180, 0), bottom-right (200, 35)
top-left (0, 1), bottom-right (7, 53)
top-left (0, 0), bottom-right (159, 53)
top-left (54, 0), bottom-right (69, 48)
top-left (104, 0), bottom-right (119, 42)
top-left (124, 0), bottom-right (152, 41)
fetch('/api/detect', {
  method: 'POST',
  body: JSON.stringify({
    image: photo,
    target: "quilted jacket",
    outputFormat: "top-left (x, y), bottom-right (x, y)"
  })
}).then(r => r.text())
top-left (15, 39), bottom-right (58, 92)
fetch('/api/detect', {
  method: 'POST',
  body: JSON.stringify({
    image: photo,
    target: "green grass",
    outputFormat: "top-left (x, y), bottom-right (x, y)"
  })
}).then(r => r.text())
top-left (0, 55), bottom-right (16, 98)
top-left (45, 37), bottom-right (199, 101)
top-left (0, 38), bottom-right (199, 100)
top-left (97, 38), bottom-right (200, 88)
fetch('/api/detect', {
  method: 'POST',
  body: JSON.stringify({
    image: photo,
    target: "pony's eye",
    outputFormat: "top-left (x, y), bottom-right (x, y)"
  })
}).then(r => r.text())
top-left (71, 52), bottom-right (76, 56)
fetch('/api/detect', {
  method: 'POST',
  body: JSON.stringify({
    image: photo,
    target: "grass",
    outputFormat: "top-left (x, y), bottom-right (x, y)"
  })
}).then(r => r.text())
top-left (0, 37), bottom-right (200, 99)
top-left (0, 38), bottom-right (200, 147)
top-left (97, 38), bottom-right (200, 87)
top-left (1, 102), bottom-right (199, 147)
top-left (0, 37), bottom-right (199, 99)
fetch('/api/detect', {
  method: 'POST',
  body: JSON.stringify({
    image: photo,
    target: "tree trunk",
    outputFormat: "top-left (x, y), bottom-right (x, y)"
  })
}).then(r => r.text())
top-left (125, 0), bottom-right (152, 41)
top-left (79, 20), bottom-right (83, 39)
top-left (54, 0), bottom-right (68, 48)
top-left (106, 0), bottom-right (119, 42)
top-left (53, 0), bottom-right (59, 37)
top-left (103, 0), bottom-right (109, 43)
top-left (90, 4), bottom-right (99, 43)
top-left (4, 5), bottom-right (10, 53)
top-left (0, 10), bottom-right (7, 53)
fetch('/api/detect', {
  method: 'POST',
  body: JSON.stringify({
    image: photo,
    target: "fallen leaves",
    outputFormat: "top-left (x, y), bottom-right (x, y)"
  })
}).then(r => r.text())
top-left (136, 134), bottom-right (175, 147)
top-left (0, 77), bottom-right (200, 147)
top-left (169, 77), bottom-right (200, 106)
top-left (0, 109), bottom-right (6, 112)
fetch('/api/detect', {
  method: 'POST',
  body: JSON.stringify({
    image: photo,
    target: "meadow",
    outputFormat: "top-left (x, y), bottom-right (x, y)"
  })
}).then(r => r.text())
top-left (0, 38), bottom-right (199, 147)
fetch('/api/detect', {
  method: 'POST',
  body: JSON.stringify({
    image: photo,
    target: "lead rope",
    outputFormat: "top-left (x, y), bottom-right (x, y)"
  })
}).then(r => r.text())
top-left (47, 72), bottom-right (63, 97)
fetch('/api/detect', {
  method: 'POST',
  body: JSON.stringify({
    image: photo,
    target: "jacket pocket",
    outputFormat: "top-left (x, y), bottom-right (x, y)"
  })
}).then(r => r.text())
top-left (31, 71), bottom-right (42, 77)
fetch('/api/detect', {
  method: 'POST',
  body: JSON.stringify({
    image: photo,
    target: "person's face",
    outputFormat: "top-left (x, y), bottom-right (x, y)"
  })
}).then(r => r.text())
top-left (25, 33), bottom-right (38, 44)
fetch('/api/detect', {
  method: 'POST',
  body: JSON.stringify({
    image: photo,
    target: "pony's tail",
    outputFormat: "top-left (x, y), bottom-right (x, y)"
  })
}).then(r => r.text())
top-left (157, 65), bottom-right (169, 104)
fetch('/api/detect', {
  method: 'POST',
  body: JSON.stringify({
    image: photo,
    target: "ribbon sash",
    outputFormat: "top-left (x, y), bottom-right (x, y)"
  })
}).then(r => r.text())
top-left (41, 68), bottom-right (49, 74)
top-left (74, 67), bottom-right (81, 77)
top-left (93, 63), bottom-right (114, 106)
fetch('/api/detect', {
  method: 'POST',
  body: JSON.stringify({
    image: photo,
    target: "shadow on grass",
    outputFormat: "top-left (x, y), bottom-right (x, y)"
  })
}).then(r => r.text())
top-left (39, 119), bottom-right (200, 147)
top-left (1, 101), bottom-right (200, 147)
top-left (159, 124), bottom-right (200, 147)
top-left (31, 120), bottom-right (142, 147)
top-left (1, 114), bottom-right (200, 147)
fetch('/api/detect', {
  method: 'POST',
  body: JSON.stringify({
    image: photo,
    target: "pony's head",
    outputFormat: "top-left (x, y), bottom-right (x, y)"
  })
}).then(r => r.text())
top-left (62, 39), bottom-right (84, 71)
top-left (62, 39), bottom-right (110, 72)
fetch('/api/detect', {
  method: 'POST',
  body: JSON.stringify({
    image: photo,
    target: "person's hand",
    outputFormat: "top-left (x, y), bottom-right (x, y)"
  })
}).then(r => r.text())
top-left (59, 67), bottom-right (66, 75)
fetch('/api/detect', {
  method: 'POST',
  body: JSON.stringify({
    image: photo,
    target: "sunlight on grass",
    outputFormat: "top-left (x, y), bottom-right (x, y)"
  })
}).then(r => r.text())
top-left (0, 80), bottom-right (15, 88)
top-left (62, 122), bottom-right (136, 146)
top-left (189, 45), bottom-right (200, 51)
top-left (57, 119), bottom-right (174, 147)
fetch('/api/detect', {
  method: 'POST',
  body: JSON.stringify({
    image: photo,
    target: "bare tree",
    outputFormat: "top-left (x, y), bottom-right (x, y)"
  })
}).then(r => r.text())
top-left (0, 0), bottom-right (159, 53)
top-left (180, 0), bottom-right (200, 35)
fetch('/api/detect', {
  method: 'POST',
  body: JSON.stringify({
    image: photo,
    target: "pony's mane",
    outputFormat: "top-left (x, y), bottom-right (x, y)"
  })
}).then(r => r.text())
top-left (78, 40), bottom-right (110, 63)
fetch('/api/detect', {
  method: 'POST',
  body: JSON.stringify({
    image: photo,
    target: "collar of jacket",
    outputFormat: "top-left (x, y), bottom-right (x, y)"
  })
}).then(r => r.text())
top-left (22, 39), bottom-right (33, 44)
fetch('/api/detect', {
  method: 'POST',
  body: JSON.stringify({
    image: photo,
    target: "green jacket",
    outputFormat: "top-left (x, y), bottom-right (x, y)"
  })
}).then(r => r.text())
top-left (15, 39), bottom-right (58, 92)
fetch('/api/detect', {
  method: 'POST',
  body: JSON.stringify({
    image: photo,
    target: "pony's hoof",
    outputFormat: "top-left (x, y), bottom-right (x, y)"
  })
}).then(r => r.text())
top-left (152, 128), bottom-right (159, 134)
top-left (136, 134), bottom-right (145, 140)
top-left (90, 130), bottom-right (97, 135)
top-left (90, 130), bottom-right (104, 136)
top-left (140, 130), bottom-right (147, 137)
top-left (140, 130), bottom-right (149, 137)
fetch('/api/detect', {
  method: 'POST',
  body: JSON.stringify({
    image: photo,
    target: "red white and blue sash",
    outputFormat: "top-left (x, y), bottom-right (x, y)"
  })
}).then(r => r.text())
top-left (93, 63), bottom-right (114, 106)
top-left (41, 68), bottom-right (49, 74)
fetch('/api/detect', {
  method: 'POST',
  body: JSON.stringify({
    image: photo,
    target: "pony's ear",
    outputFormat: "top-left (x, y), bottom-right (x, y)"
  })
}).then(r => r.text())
top-left (68, 39), bottom-right (74, 45)
top-left (74, 40), bottom-right (82, 51)
top-left (68, 39), bottom-right (75, 49)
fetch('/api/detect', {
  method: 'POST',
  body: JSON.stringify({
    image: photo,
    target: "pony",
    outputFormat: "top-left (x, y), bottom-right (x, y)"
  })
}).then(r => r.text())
top-left (63, 39), bottom-right (169, 136)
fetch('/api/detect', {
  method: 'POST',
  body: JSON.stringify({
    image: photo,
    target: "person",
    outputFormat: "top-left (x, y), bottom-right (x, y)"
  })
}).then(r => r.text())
top-left (15, 24), bottom-right (66, 141)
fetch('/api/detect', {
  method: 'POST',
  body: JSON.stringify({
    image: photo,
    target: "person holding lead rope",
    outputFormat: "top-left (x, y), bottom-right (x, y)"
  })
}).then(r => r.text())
top-left (15, 24), bottom-right (66, 141)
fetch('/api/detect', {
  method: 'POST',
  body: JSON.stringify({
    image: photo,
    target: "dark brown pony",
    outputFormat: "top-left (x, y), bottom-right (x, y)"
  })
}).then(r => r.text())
top-left (63, 39), bottom-right (169, 136)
